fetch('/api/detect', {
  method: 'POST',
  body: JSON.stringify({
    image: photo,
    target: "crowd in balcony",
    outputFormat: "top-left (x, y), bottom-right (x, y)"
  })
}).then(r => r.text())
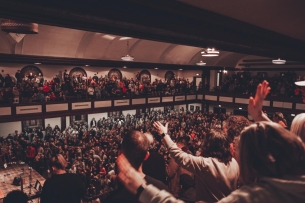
top-left (0, 108), bottom-right (228, 201)
top-left (217, 71), bottom-right (304, 98)
top-left (0, 70), bottom-right (201, 104)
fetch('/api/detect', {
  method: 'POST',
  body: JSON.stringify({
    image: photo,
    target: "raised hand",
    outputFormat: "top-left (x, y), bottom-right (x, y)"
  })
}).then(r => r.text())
top-left (153, 121), bottom-right (168, 135)
top-left (248, 80), bottom-right (271, 121)
top-left (117, 154), bottom-right (146, 195)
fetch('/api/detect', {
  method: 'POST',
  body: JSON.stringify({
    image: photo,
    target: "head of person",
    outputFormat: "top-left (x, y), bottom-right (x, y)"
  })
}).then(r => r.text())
top-left (49, 154), bottom-right (67, 174)
top-left (238, 122), bottom-right (305, 185)
top-left (202, 129), bottom-right (232, 165)
top-left (122, 130), bottom-right (149, 170)
top-left (176, 137), bottom-right (188, 149)
top-left (224, 115), bottom-right (251, 143)
top-left (273, 112), bottom-right (287, 125)
top-left (290, 113), bottom-right (305, 142)
top-left (3, 190), bottom-right (28, 203)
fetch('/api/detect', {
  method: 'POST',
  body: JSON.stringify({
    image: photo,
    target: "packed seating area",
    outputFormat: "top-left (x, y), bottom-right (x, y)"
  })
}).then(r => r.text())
top-left (0, 108), bottom-right (227, 200)
top-left (0, 70), bottom-right (201, 104)
top-left (216, 71), bottom-right (304, 98)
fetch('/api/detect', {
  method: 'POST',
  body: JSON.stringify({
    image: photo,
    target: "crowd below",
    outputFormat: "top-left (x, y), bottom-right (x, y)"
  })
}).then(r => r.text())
top-left (0, 108), bottom-right (227, 201)
top-left (0, 70), bottom-right (201, 104)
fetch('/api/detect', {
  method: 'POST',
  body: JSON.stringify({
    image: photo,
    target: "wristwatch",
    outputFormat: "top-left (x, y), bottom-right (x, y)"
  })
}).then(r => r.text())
top-left (161, 133), bottom-right (166, 138)
top-left (136, 183), bottom-right (147, 199)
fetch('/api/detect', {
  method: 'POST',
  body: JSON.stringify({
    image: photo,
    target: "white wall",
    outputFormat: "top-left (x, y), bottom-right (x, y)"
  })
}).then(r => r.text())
top-left (0, 121), bottom-right (22, 137)
top-left (122, 109), bottom-right (136, 116)
top-left (45, 117), bottom-right (61, 130)
top-left (66, 116), bottom-right (70, 127)
top-left (88, 112), bottom-right (108, 128)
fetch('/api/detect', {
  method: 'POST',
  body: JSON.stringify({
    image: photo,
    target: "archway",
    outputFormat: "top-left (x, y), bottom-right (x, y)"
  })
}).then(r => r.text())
top-left (69, 67), bottom-right (87, 80)
top-left (139, 70), bottom-right (151, 84)
top-left (108, 68), bottom-right (122, 80)
top-left (164, 70), bottom-right (175, 81)
top-left (20, 65), bottom-right (43, 78)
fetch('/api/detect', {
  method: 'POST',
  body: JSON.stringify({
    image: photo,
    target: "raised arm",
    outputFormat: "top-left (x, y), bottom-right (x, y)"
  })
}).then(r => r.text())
top-left (117, 154), bottom-right (184, 203)
top-left (153, 121), bottom-right (213, 175)
top-left (248, 80), bottom-right (272, 122)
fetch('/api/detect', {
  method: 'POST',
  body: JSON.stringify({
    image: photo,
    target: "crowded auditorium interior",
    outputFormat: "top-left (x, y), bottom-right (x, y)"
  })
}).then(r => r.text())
top-left (0, 1), bottom-right (305, 203)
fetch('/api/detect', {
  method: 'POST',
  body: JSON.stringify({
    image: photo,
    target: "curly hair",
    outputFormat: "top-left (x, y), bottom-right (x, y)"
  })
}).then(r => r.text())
top-left (202, 129), bottom-right (232, 165)
top-left (226, 115), bottom-right (251, 142)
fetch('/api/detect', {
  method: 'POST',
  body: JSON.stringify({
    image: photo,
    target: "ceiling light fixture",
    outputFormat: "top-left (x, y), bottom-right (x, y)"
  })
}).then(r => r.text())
top-left (196, 60), bottom-right (206, 66)
top-left (179, 69), bottom-right (183, 70)
top-left (201, 48), bottom-right (219, 57)
top-left (85, 65), bottom-right (90, 67)
top-left (123, 66), bottom-right (127, 69)
top-left (272, 58), bottom-right (286, 64)
top-left (121, 40), bottom-right (134, 61)
top-left (34, 62), bottom-right (41, 65)
top-left (154, 67), bottom-right (158, 69)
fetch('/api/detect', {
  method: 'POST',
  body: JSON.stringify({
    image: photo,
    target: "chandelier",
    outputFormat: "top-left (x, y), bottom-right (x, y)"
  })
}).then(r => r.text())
top-left (196, 60), bottom-right (206, 66)
top-left (121, 40), bottom-right (134, 61)
top-left (201, 48), bottom-right (219, 57)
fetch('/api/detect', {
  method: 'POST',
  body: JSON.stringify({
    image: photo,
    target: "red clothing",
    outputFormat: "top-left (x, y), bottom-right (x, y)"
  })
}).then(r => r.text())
top-left (26, 147), bottom-right (36, 158)
top-left (100, 167), bottom-right (106, 175)
top-left (122, 87), bottom-right (127, 94)
top-left (43, 85), bottom-right (50, 93)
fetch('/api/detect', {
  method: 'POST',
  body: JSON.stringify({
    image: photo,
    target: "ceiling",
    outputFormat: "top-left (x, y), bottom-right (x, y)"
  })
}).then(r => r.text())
top-left (0, 0), bottom-right (304, 69)
top-left (179, 0), bottom-right (305, 41)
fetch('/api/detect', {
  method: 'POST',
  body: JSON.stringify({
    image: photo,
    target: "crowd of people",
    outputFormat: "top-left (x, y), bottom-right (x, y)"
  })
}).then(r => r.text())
top-left (0, 107), bottom-right (228, 201)
top-left (217, 71), bottom-right (305, 99)
top-left (0, 70), bottom-right (200, 104)
top-left (1, 80), bottom-right (305, 203)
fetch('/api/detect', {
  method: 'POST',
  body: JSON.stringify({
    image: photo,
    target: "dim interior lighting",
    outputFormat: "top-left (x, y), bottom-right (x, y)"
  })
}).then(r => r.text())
top-left (239, 107), bottom-right (242, 110)
top-left (154, 67), bottom-right (158, 69)
top-left (272, 58), bottom-right (286, 64)
top-left (123, 66), bottom-right (127, 68)
top-left (219, 105), bottom-right (221, 107)
top-left (201, 48), bottom-right (219, 57)
top-left (179, 69), bottom-right (183, 70)
top-left (85, 65), bottom-right (90, 67)
top-left (121, 40), bottom-right (134, 61)
top-left (291, 114), bottom-right (295, 117)
top-left (223, 67), bottom-right (227, 74)
top-left (196, 73), bottom-right (199, 76)
top-left (34, 62), bottom-right (41, 65)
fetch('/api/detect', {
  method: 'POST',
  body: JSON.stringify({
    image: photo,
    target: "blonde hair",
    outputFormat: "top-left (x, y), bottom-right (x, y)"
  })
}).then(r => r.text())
top-left (239, 122), bottom-right (305, 184)
top-left (291, 113), bottom-right (305, 142)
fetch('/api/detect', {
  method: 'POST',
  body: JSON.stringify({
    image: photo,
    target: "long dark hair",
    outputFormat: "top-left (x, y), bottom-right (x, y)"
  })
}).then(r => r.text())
top-left (202, 129), bottom-right (232, 165)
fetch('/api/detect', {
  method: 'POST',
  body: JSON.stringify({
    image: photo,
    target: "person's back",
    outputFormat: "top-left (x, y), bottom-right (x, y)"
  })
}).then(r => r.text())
top-left (219, 175), bottom-right (305, 203)
top-left (41, 173), bottom-right (84, 203)
top-left (142, 149), bottom-right (166, 184)
top-left (41, 154), bottom-right (84, 203)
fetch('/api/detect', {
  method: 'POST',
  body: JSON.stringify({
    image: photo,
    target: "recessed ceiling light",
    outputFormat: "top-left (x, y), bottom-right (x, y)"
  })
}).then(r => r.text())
top-left (123, 66), bottom-right (127, 68)
top-left (85, 65), bottom-right (90, 67)
top-left (154, 68), bottom-right (158, 69)
top-left (34, 62), bottom-right (41, 65)
top-left (219, 105), bottom-right (221, 107)
top-left (239, 107), bottom-right (242, 110)
top-left (196, 73), bottom-right (199, 76)
top-left (179, 69), bottom-right (183, 70)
